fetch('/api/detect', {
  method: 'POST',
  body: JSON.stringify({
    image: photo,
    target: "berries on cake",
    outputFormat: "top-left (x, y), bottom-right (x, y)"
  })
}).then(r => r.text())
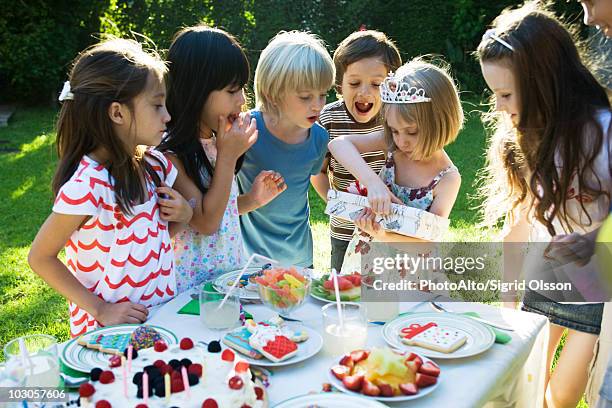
top-left (80, 337), bottom-right (266, 407)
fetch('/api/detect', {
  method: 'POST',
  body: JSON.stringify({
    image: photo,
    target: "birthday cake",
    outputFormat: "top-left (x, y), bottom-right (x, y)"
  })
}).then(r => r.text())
top-left (78, 338), bottom-right (265, 408)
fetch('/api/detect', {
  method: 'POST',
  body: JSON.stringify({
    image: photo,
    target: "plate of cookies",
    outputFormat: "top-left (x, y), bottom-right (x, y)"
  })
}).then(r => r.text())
top-left (62, 324), bottom-right (178, 373)
top-left (222, 316), bottom-right (322, 367)
top-left (382, 312), bottom-right (495, 359)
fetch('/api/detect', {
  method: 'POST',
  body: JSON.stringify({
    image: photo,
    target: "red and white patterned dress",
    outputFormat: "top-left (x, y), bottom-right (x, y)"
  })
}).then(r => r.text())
top-left (53, 150), bottom-right (177, 337)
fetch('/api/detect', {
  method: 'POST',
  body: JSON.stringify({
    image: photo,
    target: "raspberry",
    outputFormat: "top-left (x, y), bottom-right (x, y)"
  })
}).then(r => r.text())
top-left (202, 399), bottom-right (218, 408)
top-left (135, 405), bottom-right (148, 408)
top-left (78, 382), bottom-right (95, 398)
top-left (221, 349), bottom-right (235, 362)
top-left (254, 386), bottom-right (264, 400)
top-left (187, 363), bottom-right (203, 377)
top-left (160, 364), bottom-right (173, 376)
top-left (99, 370), bottom-right (115, 384)
top-left (171, 379), bottom-right (184, 393)
top-left (179, 337), bottom-right (194, 350)
top-left (228, 375), bottom-right (243, 390)
top-left (153, 340), bottom-right (168, 352)
top-left (108, 355), bottom-right (121, 368)
top-left (95, 401), bottom-right (111, 408)
top-left (153, 359), bottom-right (165, 369)
top-left (235, 361), bottom-right (249, 374)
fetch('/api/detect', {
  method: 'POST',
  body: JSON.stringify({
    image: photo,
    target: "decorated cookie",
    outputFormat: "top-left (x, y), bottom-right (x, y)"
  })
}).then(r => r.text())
top-left (129, 326), bottom-right (163, 350)
top-left (248, 326), bottom-right (298, 363)
top-left (223, 327), bottom-right (264, 360)
top-left (399, 322), bottom-right (467, 353)
top-left (78, 333), bottom-right (131, 355)
top-left (245, 318), bottom-right (309, 343)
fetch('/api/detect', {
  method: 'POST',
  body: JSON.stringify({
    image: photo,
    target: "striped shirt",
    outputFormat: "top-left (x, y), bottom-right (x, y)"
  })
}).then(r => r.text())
top-left (319, 100), bottom-right (386, 241)
top-left (53, 150), bottom-right (177, 337)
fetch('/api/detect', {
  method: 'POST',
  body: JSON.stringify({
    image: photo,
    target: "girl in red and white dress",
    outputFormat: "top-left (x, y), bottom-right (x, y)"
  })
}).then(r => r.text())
top-left (28, 38), bottom-right (193, 338)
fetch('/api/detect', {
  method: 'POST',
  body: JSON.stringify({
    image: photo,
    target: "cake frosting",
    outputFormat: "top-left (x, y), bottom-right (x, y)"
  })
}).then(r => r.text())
top-left (83, 342), bottom-right (265, 408)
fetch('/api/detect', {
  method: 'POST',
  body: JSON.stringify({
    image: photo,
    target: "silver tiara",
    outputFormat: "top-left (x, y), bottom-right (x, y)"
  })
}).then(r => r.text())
top-left (379, 72), bottom-right (431, 104)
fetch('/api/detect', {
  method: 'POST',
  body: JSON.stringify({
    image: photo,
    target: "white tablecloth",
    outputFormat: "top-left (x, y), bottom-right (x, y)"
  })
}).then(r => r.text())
top-left (146, 291), bottom-right (549, 408)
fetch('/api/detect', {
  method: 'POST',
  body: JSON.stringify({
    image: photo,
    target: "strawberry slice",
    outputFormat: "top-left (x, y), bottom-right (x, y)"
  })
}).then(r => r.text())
top-left (349, 350), bottom-right (369, 363)
top-left (378, 383), bottom-right (395, 397)
top-left (415, 373), bottom-right (437, 388)
top-left (419, 361), bottom-right (440, 377)
top-left (342, 374), bottom-right (364, 391)
top-left (399, 383), bottom-right (418, 395)
top-left (361, 379), bottom-right (381, 396)
top-left (404, 353), bottom-right (423, 371)
top-left (339, 354), bottom-right (354, 368)
top-left (336, 277), bottom-right (353, 291)
top-left (330, 365), bottom-right (350, 380)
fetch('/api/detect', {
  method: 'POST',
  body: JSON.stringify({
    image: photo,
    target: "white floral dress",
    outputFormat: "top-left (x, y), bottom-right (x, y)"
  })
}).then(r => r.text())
top-left (172, 137), bottom-right (246, 293)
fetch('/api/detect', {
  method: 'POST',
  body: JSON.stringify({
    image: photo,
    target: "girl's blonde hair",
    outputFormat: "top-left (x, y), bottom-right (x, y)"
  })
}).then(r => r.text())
top-left (254, 31), bottom-right (334, 116)
top-left (382, 59), bottom-right (464, 160)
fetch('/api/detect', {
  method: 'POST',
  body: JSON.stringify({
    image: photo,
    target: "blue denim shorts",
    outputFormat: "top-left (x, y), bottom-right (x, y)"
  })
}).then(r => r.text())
top-left (522, 290), bottom-right (604, 334)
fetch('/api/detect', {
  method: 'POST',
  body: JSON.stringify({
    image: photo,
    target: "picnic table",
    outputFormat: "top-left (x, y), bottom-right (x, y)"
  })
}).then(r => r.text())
top-left (147, 290), bottom-right (549, 408)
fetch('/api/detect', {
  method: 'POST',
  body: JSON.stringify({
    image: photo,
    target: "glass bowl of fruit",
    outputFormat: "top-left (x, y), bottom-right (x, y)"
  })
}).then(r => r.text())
top-left (255, 267), bottom-right (312, 316)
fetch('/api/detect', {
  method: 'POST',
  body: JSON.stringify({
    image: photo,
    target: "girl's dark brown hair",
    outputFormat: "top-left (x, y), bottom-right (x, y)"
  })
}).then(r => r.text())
top-left (476, 2), bottom-right (610, 235)
top-left (53, 38), bottom-right (167, 214)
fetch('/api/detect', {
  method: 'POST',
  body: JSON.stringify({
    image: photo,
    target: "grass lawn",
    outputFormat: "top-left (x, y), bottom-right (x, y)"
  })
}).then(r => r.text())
top-left (0, 106), bottom-right (588, 407)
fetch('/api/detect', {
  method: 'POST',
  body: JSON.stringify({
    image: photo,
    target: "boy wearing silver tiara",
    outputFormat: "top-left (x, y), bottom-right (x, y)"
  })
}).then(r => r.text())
top-left (312, 30), bottom-right (401, 272)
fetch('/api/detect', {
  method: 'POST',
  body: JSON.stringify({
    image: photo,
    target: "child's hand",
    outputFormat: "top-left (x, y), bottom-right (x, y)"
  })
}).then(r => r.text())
top-left (249, 170), bottom-right (286, 208)
top-left (354, 207), bottom-right (383, 238)
top-left (96, 301), bottom-right (149, 325)
top-left (156, 183), bottom-right (193, 224)
top-left (366, 179), bottom-right (403, 215)
top-left (545, 232), bottom-right (595, 267)
top-left (216, 112), bottom-right (258, 161)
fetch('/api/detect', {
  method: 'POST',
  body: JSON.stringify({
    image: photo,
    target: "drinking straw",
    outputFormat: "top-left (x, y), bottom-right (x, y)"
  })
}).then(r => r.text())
top-left (181, 366), bottom-right (191, 399)
top-left (330, 268), bottom-right (344, 329)
top-left (218, 253), bottom-right (278, 310)
top-left (143, 372), bottom-right (149, 404)
top-left (127, 345), bottom-right (133, 373)
top-left (164, 373), bottom-right (171, 403)
top-left (121, 356), bottom-right (127, 397)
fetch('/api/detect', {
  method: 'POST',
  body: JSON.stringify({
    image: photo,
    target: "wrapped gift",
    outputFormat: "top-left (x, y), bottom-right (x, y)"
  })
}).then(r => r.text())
top-left (325, 190), bottom-right (449, 241)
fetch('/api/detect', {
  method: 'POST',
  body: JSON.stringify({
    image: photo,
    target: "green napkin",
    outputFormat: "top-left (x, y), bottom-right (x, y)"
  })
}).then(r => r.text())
top-left (461, 312), bottom-right (512, 344)
top-left (178, 282), bottom-right (219, 315)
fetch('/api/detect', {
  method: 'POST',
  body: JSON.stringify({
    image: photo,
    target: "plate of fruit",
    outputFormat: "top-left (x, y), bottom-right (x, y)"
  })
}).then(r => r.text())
top-left (311, 272), bottom-right (361, 303)
top-left (328, 347), bottom-right (441, 402)
top-left (255, 267), bottom-right (311, 315)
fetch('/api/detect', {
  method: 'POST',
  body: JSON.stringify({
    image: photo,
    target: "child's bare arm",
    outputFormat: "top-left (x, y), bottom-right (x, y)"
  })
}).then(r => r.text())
top-left (28, 213), bottom-right (148, 325)
top-left (429, 171), bottom-right (461, 218)
top-left (328, 131), bottom-right (400, 214)
top-left (310, 156), bottom-right (330, 201)
top-left (156, 183), bottom-right (193, 237)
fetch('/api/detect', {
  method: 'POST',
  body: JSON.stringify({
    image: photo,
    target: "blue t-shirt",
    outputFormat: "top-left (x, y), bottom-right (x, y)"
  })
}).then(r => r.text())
top-left (237, 110), bottom-right (329, 267)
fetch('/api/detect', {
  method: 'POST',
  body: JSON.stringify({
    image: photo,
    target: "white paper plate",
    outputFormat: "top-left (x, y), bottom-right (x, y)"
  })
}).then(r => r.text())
top-left (213, 268), bottom-right (265, 300)
top-left (382, 312), bottom-right (495, 359)
top-left (228, 325), bottom-right (322, 368)
top-left (274, 392), bottom-right (388, 407)
top-left (61, 324), bottom-right (178, 373)
top-left (327, 351), bottom-right (440, 402)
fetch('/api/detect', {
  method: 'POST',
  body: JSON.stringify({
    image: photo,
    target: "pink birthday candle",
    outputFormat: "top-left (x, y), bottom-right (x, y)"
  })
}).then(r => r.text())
top-left (121, 356), bottom-right (127, 397)
top-left (181, 366), bottom-right (191, 399)
top-left (143, 371), bottom-right (149, 404)
top-left (127, 345), bottom-right (133, 373)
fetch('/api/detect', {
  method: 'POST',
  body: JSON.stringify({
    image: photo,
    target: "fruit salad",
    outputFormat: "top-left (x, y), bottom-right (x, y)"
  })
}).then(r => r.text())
top-left (312, 272), bottom-right (361, 302)
top-left (330, 347), bottom-right (440, 397)
top-left (255, 267), bottom-right (310, 313)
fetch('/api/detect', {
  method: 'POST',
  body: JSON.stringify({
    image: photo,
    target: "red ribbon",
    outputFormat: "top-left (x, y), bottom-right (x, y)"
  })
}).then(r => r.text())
top-left (400, 322), bottom-right (437, 339)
